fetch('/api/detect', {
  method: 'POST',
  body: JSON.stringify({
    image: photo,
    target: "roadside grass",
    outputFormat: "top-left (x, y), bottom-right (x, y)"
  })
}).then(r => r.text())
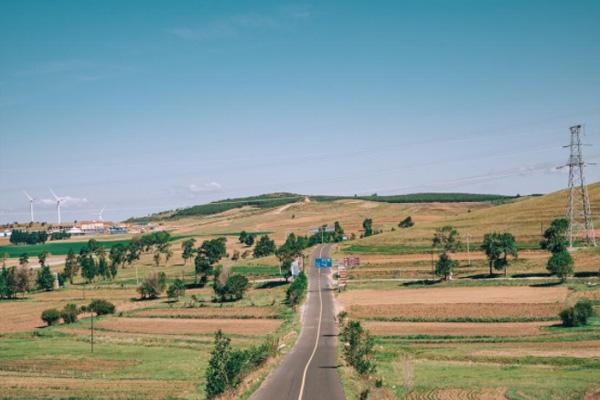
top-left (230, 265), bottom-right (281, 278)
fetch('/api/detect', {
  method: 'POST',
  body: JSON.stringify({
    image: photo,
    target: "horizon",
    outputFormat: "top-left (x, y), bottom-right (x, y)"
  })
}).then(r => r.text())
top-left (2, 0), bottom-right (600, 223)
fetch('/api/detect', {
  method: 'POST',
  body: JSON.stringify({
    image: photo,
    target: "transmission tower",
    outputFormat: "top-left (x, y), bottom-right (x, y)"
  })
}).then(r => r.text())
top-left (563, 124), bottom-right (596, 248)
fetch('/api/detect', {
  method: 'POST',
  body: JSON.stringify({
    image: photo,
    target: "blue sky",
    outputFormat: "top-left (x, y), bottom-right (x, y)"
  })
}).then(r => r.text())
top-left (1, 0), bottom-right (600, 223)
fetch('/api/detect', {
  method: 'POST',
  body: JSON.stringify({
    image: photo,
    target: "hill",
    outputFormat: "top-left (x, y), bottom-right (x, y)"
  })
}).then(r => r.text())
top-left (346, 182), bottom-right (600, 251)
top-left (129, 191), bottom-right (516, 223)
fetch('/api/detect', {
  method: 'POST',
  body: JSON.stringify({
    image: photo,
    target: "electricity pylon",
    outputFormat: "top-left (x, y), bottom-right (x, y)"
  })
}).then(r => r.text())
top-left (563, 124), bottom-right (596, 248)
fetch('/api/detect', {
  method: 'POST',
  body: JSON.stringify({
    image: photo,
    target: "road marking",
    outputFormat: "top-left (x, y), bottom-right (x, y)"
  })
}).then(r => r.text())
top-left (297, 245), bottom-right (325, 400)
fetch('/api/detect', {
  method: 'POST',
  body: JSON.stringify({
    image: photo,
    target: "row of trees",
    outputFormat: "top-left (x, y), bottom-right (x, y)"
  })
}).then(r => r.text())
top-left (9, 229), bottom-right (48, 245)
top-left (431, 218), bottom-right (579, 281)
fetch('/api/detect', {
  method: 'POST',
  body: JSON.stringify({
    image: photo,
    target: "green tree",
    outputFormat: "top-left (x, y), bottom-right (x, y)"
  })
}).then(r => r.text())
top-left (213, 274), bottom-right (250, 302)
top-left (481, 232), bottom-right (518, 276)
top-left (399, 216), bottom-right (414, 228)
top-left (38, 250), bottom-right (49, 267)
top-left (19, 253), bottom-right (29, 268)
top-left (340, 320), bottom-right (376, 376)
top-left (432, 225), bottom-right (461, 253)
top-left (60, 303), bottom-right (79, 324)
top-left (80, 255), bottom-right (97, 283)
top-left (435, 252), bottom-right (458, 280)
top-left (276, 233), bottom-right (304, 281)
top-left (167, 279), bottom-right (186, 300)
top-left (0, 266), bottom-right (18, 299)
top-left (362, 218), bottom-right (373, 237)
top-left (194, 255), bottom-right (213, 285)
top-left (547, 250), bottom-right (574, 281)
top-left (109, 244), bottom-right (127, 269)
top-left (97, 256), bottom-right (110, 280)
top-left (36, 265), bottom-right (54, 291)
top-left (205, 330), bottom-right (233, 399)
top-left (253, 235), bottom-right (276, 258)
top-left (86, 299), bottom-right (116, 315)
top-left (41, 308), bottom-right (61, 326)
top-left (181, 238), bottom-right (196, 265)
top-left (560, 299), bottom-right (594, 327)
top-left (200, 237), bottom-right (227, 264)
top-left (63, 248), bottom-right (79, 284)
top-left (540, 218), bottom-right (569, 253)
top-left (137, 272), bottom-right (167, 299)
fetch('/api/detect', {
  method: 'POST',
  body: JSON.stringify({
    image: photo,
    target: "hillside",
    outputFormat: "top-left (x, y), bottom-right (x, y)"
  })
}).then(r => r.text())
top-left (348, 182), bottom-right (600, 250)
top-left (130, 191), bottom-right (516, 223)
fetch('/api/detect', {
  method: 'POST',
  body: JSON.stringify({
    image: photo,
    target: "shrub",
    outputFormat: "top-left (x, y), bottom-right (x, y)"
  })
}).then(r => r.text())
top-left (36, 265), bottom-right (55, 291)
top-left (41, 308), bottom-right (61, 326)
top-left (61, 303), bottom-right (79, 324)
top-left (137, 272), bottom-right (167, 299)
top-left (87, 299), bottom-right (116, 315)
top-left (547, 250), bottom-right (574, 281)
top-left (399, 216), bottom-right (414, 228)
top-left (560, 299), bottom-right (594, 327)
top-left (286, 271), bottom-right (308, 307)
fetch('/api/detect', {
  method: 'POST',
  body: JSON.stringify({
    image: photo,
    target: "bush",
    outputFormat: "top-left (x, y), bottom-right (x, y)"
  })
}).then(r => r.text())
top-left (340, 320), bottom-right (376, 376)
top-left (87, 299), bottom-right (116, 315)
top-left (36, 265), bottom-right (55, 291)
top-left (286, 271), bottom-right (308, 307)
top-left (547, 250), bottom-right (574, 281)
top-left (60, 303), bottom-right (79, 324)
top-left (560, 299), bottom-right (594, 327)
top-left (41, 308), bottom-right (61, 326)
top-left (399, 216), bottom-right (414, 228)
top-left (137, 272), bottom-right (167, 299)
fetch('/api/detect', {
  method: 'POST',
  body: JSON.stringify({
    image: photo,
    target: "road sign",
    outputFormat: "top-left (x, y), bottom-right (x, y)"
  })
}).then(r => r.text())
top-left (309, 226), bottom-right (336, 234)
top-left (291, 260), bottom-right (300, 277)
top-left (337, 263), bottom-right (347, 289)
top-left (314, 257), bottom-right (332, 268)
top-left (343, 257), bottom-right (360, 268)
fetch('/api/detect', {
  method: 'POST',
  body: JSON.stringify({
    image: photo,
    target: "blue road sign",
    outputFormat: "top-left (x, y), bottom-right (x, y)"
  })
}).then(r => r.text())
top-left (314, 258), bottom-right (332, 268)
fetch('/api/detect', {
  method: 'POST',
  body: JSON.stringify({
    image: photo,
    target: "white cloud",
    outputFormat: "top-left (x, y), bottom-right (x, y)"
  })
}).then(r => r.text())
top-left (188, 182), bottom-right (223, 193)
top-left (39, 196), bottom-right (88, 207)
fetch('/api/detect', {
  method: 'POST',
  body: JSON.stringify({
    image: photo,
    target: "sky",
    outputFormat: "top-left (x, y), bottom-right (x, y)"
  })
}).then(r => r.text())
top-left (1, 0), bottom-right (600, 224)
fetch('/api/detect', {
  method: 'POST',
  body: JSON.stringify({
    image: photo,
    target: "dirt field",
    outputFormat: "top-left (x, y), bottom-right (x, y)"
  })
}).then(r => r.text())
top-left (363, 321), bottom-right (555, 336)
top-left (96, 316), bottom-right (282, 335)
top-left (0, 372), bottom-right (196, 400)
top-left (338, 286), bottom-right (568, 307)
top-left (346, 303), bottom-right (562, 320)
top-left (131, 306), bottom-right (280, 319)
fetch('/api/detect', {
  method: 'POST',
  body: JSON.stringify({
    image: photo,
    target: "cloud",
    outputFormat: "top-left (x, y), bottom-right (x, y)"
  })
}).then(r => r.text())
top-left (188, 182), bottom-right (223, 193)
top-left (39, 196), bottom-right (89, 207)
top-left (167, 5), bottom-right (311, 41)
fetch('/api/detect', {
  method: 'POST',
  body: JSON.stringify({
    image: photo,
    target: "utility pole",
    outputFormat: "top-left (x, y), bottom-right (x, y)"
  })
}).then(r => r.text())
top-left (466, 233), bottom-right (472, 267)
top-left (90, 312), bottom-right (94, 353)
top-left (562, 124), bottom-right (596, 248)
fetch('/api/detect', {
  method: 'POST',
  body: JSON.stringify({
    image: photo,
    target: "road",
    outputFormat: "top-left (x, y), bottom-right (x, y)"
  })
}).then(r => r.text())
top-left (251, 243), bottom-right (345, 400)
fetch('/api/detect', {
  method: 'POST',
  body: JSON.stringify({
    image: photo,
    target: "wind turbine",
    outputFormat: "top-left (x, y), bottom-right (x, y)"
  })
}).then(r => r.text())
top-left (98, 207), bottom-right (105, 222)
top-left (23, 191), bottom-right (35, 223)
top-left (49, 188), bottom-right (64, 225)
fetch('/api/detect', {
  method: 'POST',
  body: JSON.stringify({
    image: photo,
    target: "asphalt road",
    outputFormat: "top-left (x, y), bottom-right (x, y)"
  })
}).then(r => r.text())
top-left (251, 243), bottom-right (345, 400)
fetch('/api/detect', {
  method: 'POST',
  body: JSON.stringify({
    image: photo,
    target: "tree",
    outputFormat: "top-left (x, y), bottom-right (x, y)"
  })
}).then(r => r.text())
top-left (239, 231), bottom-right (255, 247)
top-left (41, 308), bottom-right (61, 326)
top-left (86, 299), bottom-right (116, 315)
top-left (167, 279), bottom-right (186, 301)
top-left (36, 265), bottom-right (54, 291)
top-left (547, 250), bottom-right (574, 281)
top-left (38, 251), bottom-right (49, 267)
top-left (0, 252), bottom-right (8, 269)
top-left (19, 253), bottom-right (29, 268)
top-left (80, 255), bottom-right (97, 283)
top-left (253, 235), bottom-right (276, 258)
top-left (109, 244), bottom-right (127, 269)
top-left (60, 303), bottom-right (79, 323)
top-left (276, 233), bottom-right (304, 281)
top-left (97, 256), bottom-right (110, 280)
top-left (560, 299), bottom-right (594, 327)
top-left (286, 271), bottom-right (307, 307)
top-left (199, 238), bottom-right (227, 264)
top-left (340, 320), bottom-right (376, 376)
top-left (432, 226), bottom-right (461, 253)
top-left (205, 330), bottom-right (233, 399)
top-left (540, 218), bottom-right (569, 253)
top-left (181, 238), bottom-right (196, 265)
top-left (63, 249), bottom-right (79, 284)
top-left (435, 253), bottom-right (458, 280)
top-left (399, 216), bottom-right (414, 228)
top-left (481, 232), bottom-right (518, 276)
top-left (362, 218), bottom-right (373, 237)
top-left (137, 272), bottom-right (167, 299)
top-left (194, 255), bottom-right (213, 285)
top-left (0, 267), bottom-right (18, 299)
top-left (213, 274), bottom-right (250, 302)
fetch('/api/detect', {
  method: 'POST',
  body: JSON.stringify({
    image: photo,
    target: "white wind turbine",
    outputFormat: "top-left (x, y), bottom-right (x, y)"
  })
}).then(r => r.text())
top-left (98, 207), bottom-right (105, 222)
top-left (49, 188), bottom-right (64, 225)
top-left (23, 191), bottom-right (35, 223)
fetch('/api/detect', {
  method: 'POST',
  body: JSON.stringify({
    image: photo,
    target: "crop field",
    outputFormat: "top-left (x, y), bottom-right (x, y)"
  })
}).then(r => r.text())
top-left (0, 256), bottom-right (296, 399)
top-left (337, 276), bottom-right (600, 399)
